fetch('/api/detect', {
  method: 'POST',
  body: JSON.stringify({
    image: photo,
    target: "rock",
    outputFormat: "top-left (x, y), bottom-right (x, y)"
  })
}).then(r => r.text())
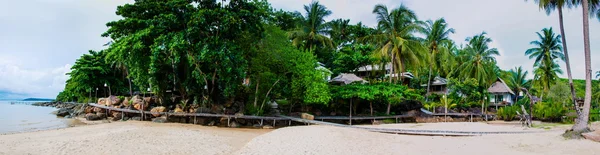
top-left (122, 97), bottom-right (130, 106)
top-left (143, 97), bottom-right (155, 105)
top-left (64, 115), bottom-right (72, 119)
top-left (132, 95), bottom-right (146, 111)
top-left (207, 121), bottom-right (216, 126)
top-left (174, 107), bottom-right (184, 113)
top-left (150, 106), bottom-right (166, 117)
top-left (253, 124), bottom-right (261, 128)
top-left (85, 113), bottom-right (100, 121)
top-left (236, 118), bottom-right (246, 125)
top-left (98, 98), bottom-right (107, 106)
top-left (229, 121), bottom-right (240, 128)
top-left (583, 131), bottom-right (600, 142)
top-left (96, 112), bottom-right (107, 119)
top-left (262, 125), bottom-right (274, 129)
top-left (107, 95), bottom-right (121, 105)
top-left (112, 112), bottom-right (123, 118)
top-left (55, 108), bottom-right (70, 117)
top-left (93, 107), bottom-right (103, 113)
top-left (130, 117), bottom-right (142, 121)
top-left (152, 117), bottom-right (167, 123)
top-left (85, 106), bottom-right (94, 114)
top-left (301, 113), bottom-right (314, 120)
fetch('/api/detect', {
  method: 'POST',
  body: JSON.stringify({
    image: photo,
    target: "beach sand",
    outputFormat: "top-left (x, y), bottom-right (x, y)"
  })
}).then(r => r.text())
top-left (1, 121), bottom-right (599, 155)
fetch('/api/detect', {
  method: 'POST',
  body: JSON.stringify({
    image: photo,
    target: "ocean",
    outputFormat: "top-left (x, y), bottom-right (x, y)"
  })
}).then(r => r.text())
top-left (0, 101), bottom-right (73, 134)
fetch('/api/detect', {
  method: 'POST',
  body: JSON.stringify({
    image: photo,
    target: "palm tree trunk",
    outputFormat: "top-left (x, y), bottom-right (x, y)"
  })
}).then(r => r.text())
top-left (386, 102), bottom-right (391, 115)
top-left (572, 0), bottom-right (592, 133)
top-left (426, 67), bottom-right (433, 102)
top-left (389, 53), bottom-right (395, 83)
top-left (128, 78), bottom-right (133, 97)
top-left (558, 6), bottom-right (581, 116)
top-left (370, 101), bottom-right (373, 116)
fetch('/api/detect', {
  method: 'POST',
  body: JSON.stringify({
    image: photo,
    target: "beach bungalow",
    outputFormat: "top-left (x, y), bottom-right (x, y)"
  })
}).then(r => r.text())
top-left (421, 76), bottom-right (449, 95)
top-left (487, 78), bottom-right (515, 107)
top-left (355, 63), bottom-right (414, 85)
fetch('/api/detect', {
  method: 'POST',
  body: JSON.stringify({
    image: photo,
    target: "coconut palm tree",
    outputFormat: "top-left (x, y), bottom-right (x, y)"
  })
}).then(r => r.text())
top-left (289, 1), bottom-right (333, 52)
top-left (525, 28), bottom-right (565, 67)
top-left (457, 32), bottom-right (500, 87)
top-left (533, 59), bottom-right (563, 96)
top-left (327, 18), bottom-right (351, 48)
top-left (419, 18), bottom-right (455, 100)
top-left (570, 0), bottom-right (593, 135)
top-left (364, 4), bottom-right (427, 83)
top-left (508, 66), bottom-right (532, 103)
top-left (527, 0), bottom-right (581, 116)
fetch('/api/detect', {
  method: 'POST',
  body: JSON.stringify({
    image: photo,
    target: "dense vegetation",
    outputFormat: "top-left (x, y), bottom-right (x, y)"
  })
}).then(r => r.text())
top-left (56, 0), bottom-right (600, 120)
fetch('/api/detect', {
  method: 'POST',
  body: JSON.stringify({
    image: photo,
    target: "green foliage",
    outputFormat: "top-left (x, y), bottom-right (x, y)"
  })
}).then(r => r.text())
top-left (526, 28), bottom-right (564, 94)
top-left (331, 44), bottom-right (377, 75)
top-left (497, 106), bottom-right (520, 121)
top-left (533, 101), bottom-right (567, 122)
top-left (448, 78), bottom-right (486, 106)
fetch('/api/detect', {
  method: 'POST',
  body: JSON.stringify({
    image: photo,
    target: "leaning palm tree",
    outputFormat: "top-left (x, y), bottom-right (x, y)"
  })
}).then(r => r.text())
top-left (419, 18), bottom-right (455, 100)
top-left (289, 1), bottom-right (333, 52)
top-left (363, 4), bottom-right (427, 83)
top-left (569, 0), bottom-right (594, 135)
top-left (457, 32), bottom-right (500, 87)
top-left (527, 0), bottom-right (580, 116)
top-left (508, 66), bottom-right (532, 103)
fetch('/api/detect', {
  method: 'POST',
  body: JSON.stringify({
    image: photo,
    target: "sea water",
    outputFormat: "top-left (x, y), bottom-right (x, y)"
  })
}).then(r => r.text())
top-left (0, 101), bottom-right (72, 134)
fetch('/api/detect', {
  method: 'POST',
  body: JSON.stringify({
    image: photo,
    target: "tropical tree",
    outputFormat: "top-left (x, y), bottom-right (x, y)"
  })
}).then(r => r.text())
top-left (364, 4), bottom-right (427, 83)
top-left (508, 66), bottom-right (532, 103)
top-left (327, 18), bottom-right (351, 48)
top-left (457, 32), bottom-right (499, 87)
top-left (525, 28), bottom-right (564, 96)
top-left (419, 18), bottom-right (455, 100)
top-left (289, 1), bottom-right (334, 52)
top-left (528, 0), bottom-right (580, 116)
top-left (570, 0), bottom-right (593, 136)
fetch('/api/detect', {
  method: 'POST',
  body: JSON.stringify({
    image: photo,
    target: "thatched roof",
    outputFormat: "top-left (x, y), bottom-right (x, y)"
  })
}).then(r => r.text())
top-left (487, 78), bottom-right (515, 95)
top-left (329, 73), bottom-right (367, 85)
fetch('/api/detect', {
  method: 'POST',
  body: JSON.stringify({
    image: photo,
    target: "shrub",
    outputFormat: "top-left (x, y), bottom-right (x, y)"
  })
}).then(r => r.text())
top-left (533, 102), bottom-right (567, 122)
top-left (497, 106), bottom-right (519, 121)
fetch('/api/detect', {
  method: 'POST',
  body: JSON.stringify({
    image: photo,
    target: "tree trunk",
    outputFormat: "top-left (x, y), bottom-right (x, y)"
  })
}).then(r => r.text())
top-left (572, 0), bottom-right (592, 133)
top-left (128, 78), bottom-right (133, 97)
top-left (389, 53), bottom-right (395, 83)
top-left (370, 101), bottom-right (373, 116)
top-left (558, 6), bottom-right (581, 116)
top-left (349, 98), bottom-right (353, 125)
top-left (426, 67), bottom-right (433, 102)
top-left (386, 102), bottom-right (391, 115)
top-left (253, 79), bottom-right (259, 107)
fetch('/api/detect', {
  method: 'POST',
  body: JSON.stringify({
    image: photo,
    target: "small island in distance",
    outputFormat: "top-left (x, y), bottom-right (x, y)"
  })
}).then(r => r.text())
top-left (22, 98), bottom-right (55, 101)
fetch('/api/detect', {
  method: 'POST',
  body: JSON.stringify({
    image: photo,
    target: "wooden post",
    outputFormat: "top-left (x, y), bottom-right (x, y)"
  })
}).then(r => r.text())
top-left (273, 120), bottom-right (276, 127)
top-left (194, 116), bottom-right (197, 125)
top-left (227, 117), bottom-right (231, 127)
top-left (349, 99), bottom-right (353, 126)
top-left (260, 119), bottom-right (264, 126)
top-left (288, 120), bottom-right (291, 126)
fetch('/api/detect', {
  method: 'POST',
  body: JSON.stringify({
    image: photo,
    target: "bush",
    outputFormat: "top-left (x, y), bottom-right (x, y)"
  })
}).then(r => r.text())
top-left (497, 106), bottom-right (519, 121)
top-left (533, 102), bottom-right (567, 122)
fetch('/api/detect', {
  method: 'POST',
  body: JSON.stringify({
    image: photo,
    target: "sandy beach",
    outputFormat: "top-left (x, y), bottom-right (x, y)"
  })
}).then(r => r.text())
top-left (1, 121), bottom-right (599, 155)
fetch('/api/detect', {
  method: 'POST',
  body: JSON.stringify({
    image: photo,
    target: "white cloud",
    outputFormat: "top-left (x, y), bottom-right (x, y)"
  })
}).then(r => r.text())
top-left (0, 59), bottom-right (71, 98)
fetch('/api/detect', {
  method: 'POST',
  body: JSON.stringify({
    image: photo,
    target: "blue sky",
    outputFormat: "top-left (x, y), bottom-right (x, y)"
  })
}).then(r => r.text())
top-left (0, 0), bottom-right (598, 98)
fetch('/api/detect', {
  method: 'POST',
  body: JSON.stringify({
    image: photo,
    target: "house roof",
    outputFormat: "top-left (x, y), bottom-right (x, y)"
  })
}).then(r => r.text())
top-left (420, 76), bottom-right (447, 86)
top-left (329, 73), bottom-right (368, 85)
top-left (487, 78), bottom-right (515, 95)
top-left (357, 63), bottom-right (392, 72)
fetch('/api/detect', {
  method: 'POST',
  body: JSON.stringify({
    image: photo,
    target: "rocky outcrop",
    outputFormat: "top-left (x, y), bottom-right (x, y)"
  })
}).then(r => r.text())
top-left (85, 113), bottom-right (101, 121)
top-left (150, 106), bottom-right (166, 117)
top-left (33, 102), bottom-right (85, 118)
top-left (55, 108), bottom-right (71, 117)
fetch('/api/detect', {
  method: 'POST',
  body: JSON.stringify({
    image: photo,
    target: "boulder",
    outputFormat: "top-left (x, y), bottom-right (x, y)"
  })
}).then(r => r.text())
top-left (150, 106), bottom-right (167, 117)
top-left (96, 112), bottom-right (107, 119)
top-left (55, 108), bottom-right (70, 117)
top-left (93, 107), bottom-right (103, 113)
top-left (143, 97), bottom-right (155, 105)
top-left (130, 117), bottom-right (142, 121)
top-left (207, 121), bottom-right (216, 126)
top-left (132, 95), bottom-right (146, 111)
top-left (174, 104), bottom-right (184, 113)
top-left (84, 106), bottom-right (94, 114)
top-left (301, 113), bottom-right (314, 120)
top-left (112, 112), bottom-right (123, 118)
top-left (122, 97), bottom-right (131, 106)
top-left (152, 117), bottom-right (167, 123)
top-left (262, 125), bottom-right (274, 129)
top-left (85, 113), bottom-right (100, 121)
top-left (583, 131), bottom-right (600, 142)
top-left (229, 121), bottom-right (240, 128)
top-left (107, 95), bottom-right (121, 105)
top-left (97, 98), bottom-right (107, 106)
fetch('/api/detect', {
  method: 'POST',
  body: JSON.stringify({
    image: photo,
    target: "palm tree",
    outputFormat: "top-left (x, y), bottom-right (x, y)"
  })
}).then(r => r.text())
top-left (528, 0), bottom-right (580, 116)
top-left (327, 18), bottom-right (351, 48)
top-left (525, 28), bottom-right (564, 96)
top-left (571, 0), bottom-right (593, 134)
top-left (533, 60), bottom-right (563, 96)
top-left (419, 18), bottom-right (455, 100)
top-left (508, 66), bottom-right (532, 103)
top-left (596, 71), bottom-right (600, 79)
top-left (525, 28), bottom-right (565, 67)
top-left (364, 4), bottom-right (427, 83)
top-left (289, 1), bottom-right (333, 52)
top-left (458, 32), bottom-right (500, 86)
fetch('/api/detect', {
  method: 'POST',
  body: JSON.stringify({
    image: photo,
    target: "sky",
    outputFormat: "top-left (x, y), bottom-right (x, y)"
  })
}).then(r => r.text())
top-left (0, 0), bottom-right (598, 99)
